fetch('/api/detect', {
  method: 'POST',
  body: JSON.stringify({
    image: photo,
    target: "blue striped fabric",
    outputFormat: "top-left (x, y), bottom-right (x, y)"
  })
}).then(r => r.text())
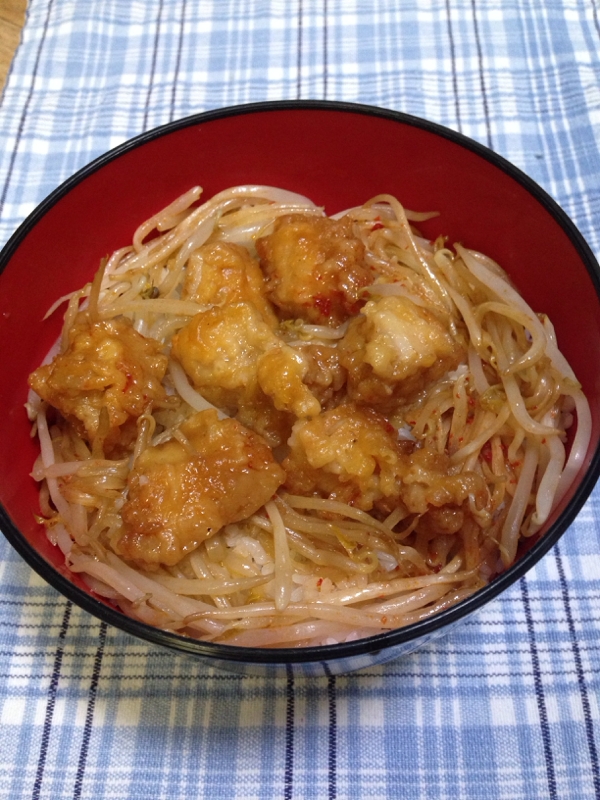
top-left (1, 1), bottom-right (600, 798)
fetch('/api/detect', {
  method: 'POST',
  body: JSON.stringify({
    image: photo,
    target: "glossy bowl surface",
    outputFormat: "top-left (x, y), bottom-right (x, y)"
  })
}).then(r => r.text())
top-left (1, 100), bottom-right (599, 675)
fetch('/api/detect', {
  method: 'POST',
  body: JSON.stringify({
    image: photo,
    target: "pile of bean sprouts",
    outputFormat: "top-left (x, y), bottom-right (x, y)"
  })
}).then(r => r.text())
top-left (26, 185), bottom-right (591, 648)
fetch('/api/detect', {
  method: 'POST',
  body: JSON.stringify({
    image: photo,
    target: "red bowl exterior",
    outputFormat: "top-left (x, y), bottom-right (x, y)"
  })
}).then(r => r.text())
top-left (1, 101), bottom-right (599, 674)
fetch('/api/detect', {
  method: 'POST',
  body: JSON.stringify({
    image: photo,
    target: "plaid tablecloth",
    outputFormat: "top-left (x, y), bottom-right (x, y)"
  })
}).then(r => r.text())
top-left (1, 1), bottom-right (600, 798)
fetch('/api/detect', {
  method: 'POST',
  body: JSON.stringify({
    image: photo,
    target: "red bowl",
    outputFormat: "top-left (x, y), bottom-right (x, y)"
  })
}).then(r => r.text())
top-left (1, 101), bottom-right (599, 674)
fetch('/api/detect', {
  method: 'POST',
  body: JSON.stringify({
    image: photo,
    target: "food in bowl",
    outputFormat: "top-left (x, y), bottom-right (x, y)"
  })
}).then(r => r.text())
top-left (25, 181), bottom-right (591, 649)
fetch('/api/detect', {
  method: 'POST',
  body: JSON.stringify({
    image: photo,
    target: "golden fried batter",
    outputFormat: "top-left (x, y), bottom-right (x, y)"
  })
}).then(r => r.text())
top-left (182, 241), bottom-right (277, 327)
top-left (171, 302), bottom-right (320, 445)
top-left (296, 343), bottom-right (347, 409)
top-left (398, 446), bottom-right (488, 516)
top-left (29, 314), bottom-right (168, 456)
top-left (340, 295), bottom-right (464, 408)
top-left (283, 403), bottom-right (487, 518)
top-left (117, 410), bottom-right (285, 566)
top-left (283, 403), bottom-right (408, 512)
top-left (172, 302), bottom-right (275, 394)
top-left (256, 214), bottom-right (372, 326)
top-left (257, 348), bottom-right (321, 419)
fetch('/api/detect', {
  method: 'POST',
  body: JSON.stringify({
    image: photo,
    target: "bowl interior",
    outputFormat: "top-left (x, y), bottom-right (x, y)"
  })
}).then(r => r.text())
top-left (1, 102), bottom-right (599, 661)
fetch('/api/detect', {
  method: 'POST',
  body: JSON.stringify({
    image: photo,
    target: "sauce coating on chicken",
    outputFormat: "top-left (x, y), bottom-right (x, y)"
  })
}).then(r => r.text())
top-left (284, 343), bottom-right (347, 411)
top-left (117, 410), bottom-right (285, 566)
top-left (29, 314), bottom-right (168, 456)
top-left (283, 403), bottom-right (407, 513)
top-left (171, 302), bottom-right (321, 445)
top-left (339, 295), bottom-right (464, 408)
top-left (256, 213), bottom-right (372, 326)
top-left (182, 241), bottom-right (278, 327)
top-left (283, 403), bottom-right (487, 521)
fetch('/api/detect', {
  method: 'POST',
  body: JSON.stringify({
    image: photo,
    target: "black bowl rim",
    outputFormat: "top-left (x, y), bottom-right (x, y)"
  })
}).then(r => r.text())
top-left (1, 98), bottom-right (600, 666)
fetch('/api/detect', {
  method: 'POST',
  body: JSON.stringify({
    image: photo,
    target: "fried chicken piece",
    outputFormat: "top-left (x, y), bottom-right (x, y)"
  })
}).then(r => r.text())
top-left (295, 343), bottom-right (347, 409)
top-left (29, 314), bottom-right (168, 456)
top-left (257, 347), bottom-right (321, 419)
top-left (182, 241), bottom-right (277, 327)
top-left (398, 446), bottom-right (488, 516)
top-left (171, 302), bottom-right (321, 445)
top-left (172, 302), bottom-right (275, 395)
top-left (283, 403), bottom-right (488, 519)
top-left (255, 213), bottom-right (372, 326)
top-left (339, 295), bottom-right (464, 408)
top-left (283, 403), bottom-right (408, 512)
top-left (117, 410), bottom-right (285, 566)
